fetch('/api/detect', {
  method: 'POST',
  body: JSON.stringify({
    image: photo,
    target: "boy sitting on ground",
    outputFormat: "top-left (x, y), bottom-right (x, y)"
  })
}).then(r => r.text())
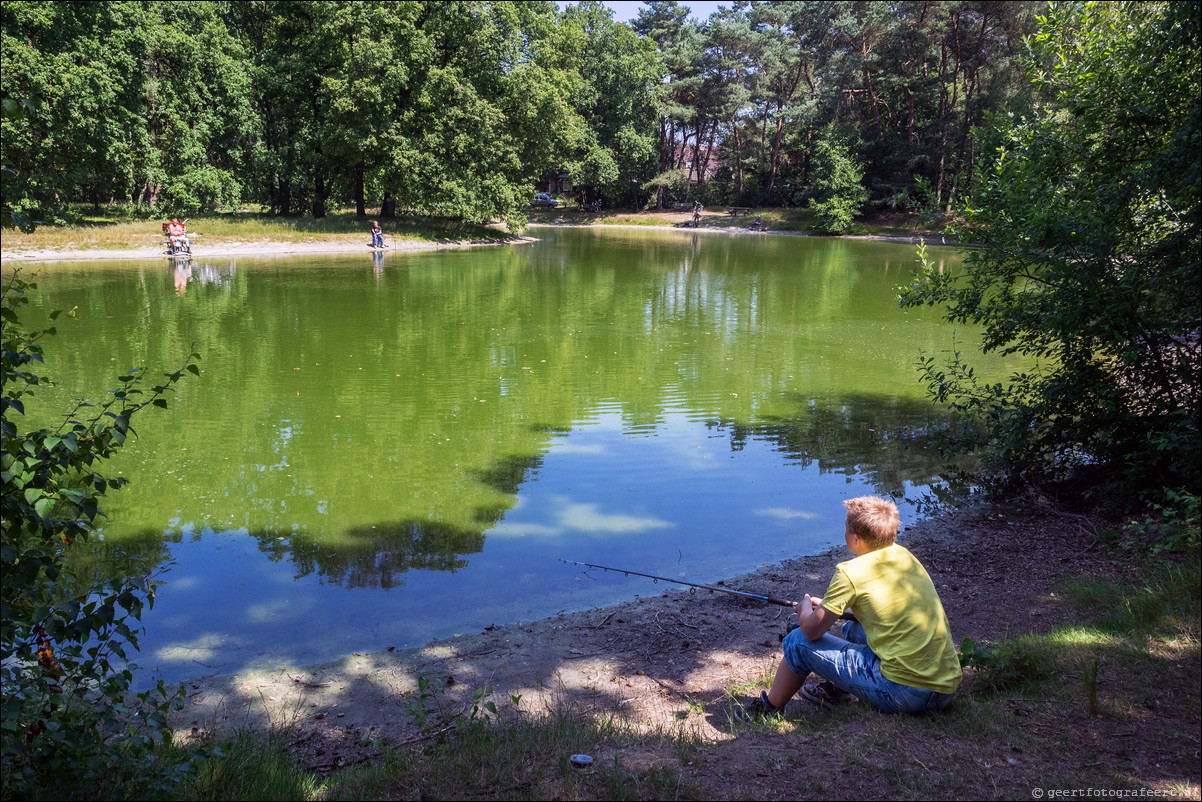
top-left (738, 495), bottom-right (961, 717)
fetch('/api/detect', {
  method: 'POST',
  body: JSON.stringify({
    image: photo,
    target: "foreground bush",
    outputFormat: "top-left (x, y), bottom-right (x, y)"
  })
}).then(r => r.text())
top-left (1, 272), bottom-right (206, 798)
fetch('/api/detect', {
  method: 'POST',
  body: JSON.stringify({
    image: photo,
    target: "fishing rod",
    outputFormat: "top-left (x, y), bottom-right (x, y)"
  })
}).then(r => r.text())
top-left (560, 558), bottom-right (800, 608)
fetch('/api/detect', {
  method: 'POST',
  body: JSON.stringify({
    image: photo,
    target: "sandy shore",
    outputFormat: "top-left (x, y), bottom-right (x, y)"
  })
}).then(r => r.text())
top-left (0, 234), bottom-right (538, 264)
top-left (164, 498), bottom-right (1122, 769)
top-left (531, 220), bottom-right (947, 245)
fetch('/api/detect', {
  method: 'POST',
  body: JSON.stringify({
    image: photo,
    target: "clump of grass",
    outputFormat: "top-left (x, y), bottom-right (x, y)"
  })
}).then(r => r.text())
top-left (171, 691), bottom-right (707, 802)
top-left (961, 561), bottom-right (1199, 712)
top-left (327, 707), bottom-right (702, 801)
top-left (177, 730), bottom-right (327, 801)
top-left (1061, 562), bottom-right (1200, 636)
top-left (959, 633), bottom-right (1062, 695)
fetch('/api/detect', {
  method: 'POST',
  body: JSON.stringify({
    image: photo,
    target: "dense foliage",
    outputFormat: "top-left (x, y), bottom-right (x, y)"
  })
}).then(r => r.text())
top-left (634, 0), bottom-right (1042, 210)
top-left (901, 1), bottom-right (1200, 504)
top-left (2, 0), bottom-right (1044, 225)
top-left (1, 271), bottom-right (204, 797)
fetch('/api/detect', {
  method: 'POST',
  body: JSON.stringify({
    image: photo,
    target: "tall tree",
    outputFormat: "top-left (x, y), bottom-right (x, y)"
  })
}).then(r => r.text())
top-left (1, 1), bottom-right (256, 218)
top-left (633, 0), bottom-right (703, 206)
top-left (144, 1), bottom-right (257, 213)
top-left (560, 1), bottom-right (661, 207)
top-left (901, 1), bottom-right (1201, 496)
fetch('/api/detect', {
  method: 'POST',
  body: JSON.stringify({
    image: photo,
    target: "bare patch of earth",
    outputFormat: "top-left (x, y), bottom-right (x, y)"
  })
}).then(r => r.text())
top-left (168, 500), bottom-right (1201, 798)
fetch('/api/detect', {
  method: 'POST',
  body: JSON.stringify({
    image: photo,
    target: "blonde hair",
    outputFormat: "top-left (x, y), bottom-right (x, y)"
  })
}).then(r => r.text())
top-left (843, 496), bottom-right (901, 549)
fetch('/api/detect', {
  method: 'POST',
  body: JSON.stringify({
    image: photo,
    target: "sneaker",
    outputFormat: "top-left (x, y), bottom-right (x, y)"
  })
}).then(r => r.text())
top-left (800, 680), bottom-right (852, 710)
top-left (734, 690), bottom-right (783, 721)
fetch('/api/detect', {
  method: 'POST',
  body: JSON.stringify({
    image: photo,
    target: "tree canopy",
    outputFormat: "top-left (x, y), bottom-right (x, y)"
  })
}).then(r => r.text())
top-left (901, 1), bottom-right (1200, 499)
top-left (3, 0), bottom-right (1045, 224)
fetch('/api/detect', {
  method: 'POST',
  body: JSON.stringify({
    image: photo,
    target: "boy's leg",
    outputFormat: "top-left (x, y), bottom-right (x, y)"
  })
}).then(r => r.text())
top-left (765, 658), bottom-right (807, 708)
top-left (783, 625), bottom-right (954, 714)
top-left (842, 620), bottom-right (868, 644)
top-left (781, 627), bottom-right (875, 698)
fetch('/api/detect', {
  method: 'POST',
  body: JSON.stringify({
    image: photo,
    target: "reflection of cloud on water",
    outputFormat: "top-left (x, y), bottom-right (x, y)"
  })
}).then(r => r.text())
top-left (559, 500), bottom-right (673, 533)
top-left (754, 507), bottom-right (819, 521)
top-left (246, 596), bottom-right (312, 622)
top-left (491, 521), bottom-right (564, 537)
top-left (491, 495), bottom-right (675, 538)
top-left (548, 442), bottom-right (607, 455)
top-left (165, 574), bottom-right (203, 592)
top-left (153, 633), bottom-right (232, 663)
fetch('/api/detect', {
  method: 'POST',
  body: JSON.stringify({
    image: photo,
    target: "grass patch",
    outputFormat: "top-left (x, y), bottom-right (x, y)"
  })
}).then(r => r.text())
top-left (177, 709), bottom-right (706, 802)
top-left (526, 207), bottom-right (944, 238)
top-left (176, 730), bottom-right (327, 801)
top-left (1061, 562), bottom-right (1201, 635)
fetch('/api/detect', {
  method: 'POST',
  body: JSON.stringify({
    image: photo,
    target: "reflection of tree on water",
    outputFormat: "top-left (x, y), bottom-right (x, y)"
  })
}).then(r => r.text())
top-left (193, 405), bottom-right (957, 590)
top-left (250, 520), bottom-right (485, 590)
top-left (714, 394), bottom-right (965, 499)
top-left (234, 454), bottom-right (548, 589)
top-left (76, 398), bottom-right (962, 593)
top-left (58, 529), bottom-right (176, 600)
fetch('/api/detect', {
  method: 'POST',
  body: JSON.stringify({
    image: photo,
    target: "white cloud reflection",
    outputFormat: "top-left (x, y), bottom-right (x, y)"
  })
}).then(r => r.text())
top-left (490, 495), bottom-right (674, 539)
top-left (754, 507), bottom-right (819, 521)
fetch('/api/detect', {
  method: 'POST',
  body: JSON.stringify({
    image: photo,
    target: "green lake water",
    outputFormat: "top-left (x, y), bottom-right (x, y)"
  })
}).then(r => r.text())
top-left (8, 227), bottom-right (1003, 686)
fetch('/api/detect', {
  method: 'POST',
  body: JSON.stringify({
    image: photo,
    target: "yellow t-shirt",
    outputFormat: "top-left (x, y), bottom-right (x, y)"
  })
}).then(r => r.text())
top-left (821, 543), bottom-right (962, 694)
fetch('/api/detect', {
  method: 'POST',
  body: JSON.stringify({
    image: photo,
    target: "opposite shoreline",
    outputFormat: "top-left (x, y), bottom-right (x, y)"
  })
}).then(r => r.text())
top-left (0, 234), bottom-right (539, 264)
top-left (1, 222), bottom-right (963, 265)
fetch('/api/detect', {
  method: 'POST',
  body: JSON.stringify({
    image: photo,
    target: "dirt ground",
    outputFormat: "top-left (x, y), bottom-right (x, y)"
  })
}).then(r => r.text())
top-left (164, 496), bottom-right (1200, 798)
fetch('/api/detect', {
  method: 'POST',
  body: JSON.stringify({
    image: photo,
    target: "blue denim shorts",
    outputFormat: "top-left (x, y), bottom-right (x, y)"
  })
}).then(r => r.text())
top-left (782, 621), bottom-right (955, 714)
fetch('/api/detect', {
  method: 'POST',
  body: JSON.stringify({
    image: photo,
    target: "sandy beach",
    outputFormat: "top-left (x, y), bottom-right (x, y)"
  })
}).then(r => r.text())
top-left (0, 234), bottom-right (540, 264)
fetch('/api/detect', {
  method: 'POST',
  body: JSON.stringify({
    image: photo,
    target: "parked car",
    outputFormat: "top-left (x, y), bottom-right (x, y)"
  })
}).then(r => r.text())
top-left (531, 193), bottom-right (559, 208)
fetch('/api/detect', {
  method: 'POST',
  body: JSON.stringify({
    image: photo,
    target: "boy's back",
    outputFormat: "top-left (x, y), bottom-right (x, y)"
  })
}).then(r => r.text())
top-left (822, 543), bottom-right (961, 694)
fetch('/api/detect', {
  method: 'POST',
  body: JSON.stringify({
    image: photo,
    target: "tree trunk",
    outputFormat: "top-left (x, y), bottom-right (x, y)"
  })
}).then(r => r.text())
top-left (861, 31), bottom-right (882, 139)
top-left (142, 180), bottom-right (161, 206)
top-left (732, 120), bottom-right (744, 202)
top-left (382, 191), bottom-right (396, 218)
top-left (766, 115), bottom-right (784, 194)
top-left (699, 120), bottom-right (718, 188)
top-left (937, 13), bottom-right (963, 211)
top-left (355, 162), bottom-right (365, 217)
top-left (310, 70), bottom-right (325, 219)
top-left (659, 116), bottom-right (671, 175)
top-left (905, 85), bottom-right (916, 143)
top-left (277, 178), bottom-right (291, 216)
top-left (312, 170), bottom-right (326, 218)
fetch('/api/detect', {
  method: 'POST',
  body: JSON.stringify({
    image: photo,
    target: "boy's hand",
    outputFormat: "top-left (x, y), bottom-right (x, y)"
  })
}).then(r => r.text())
top-left (794, 594), bottom-right (821, 626)
top-left (796, 594), bottom-right (839, 640)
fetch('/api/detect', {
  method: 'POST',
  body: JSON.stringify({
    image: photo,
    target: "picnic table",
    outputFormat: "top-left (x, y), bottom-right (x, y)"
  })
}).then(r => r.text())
top-left (727, 206), bottom-right (752, 216)
top-left (672, 202), bottom-right (695, 211)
